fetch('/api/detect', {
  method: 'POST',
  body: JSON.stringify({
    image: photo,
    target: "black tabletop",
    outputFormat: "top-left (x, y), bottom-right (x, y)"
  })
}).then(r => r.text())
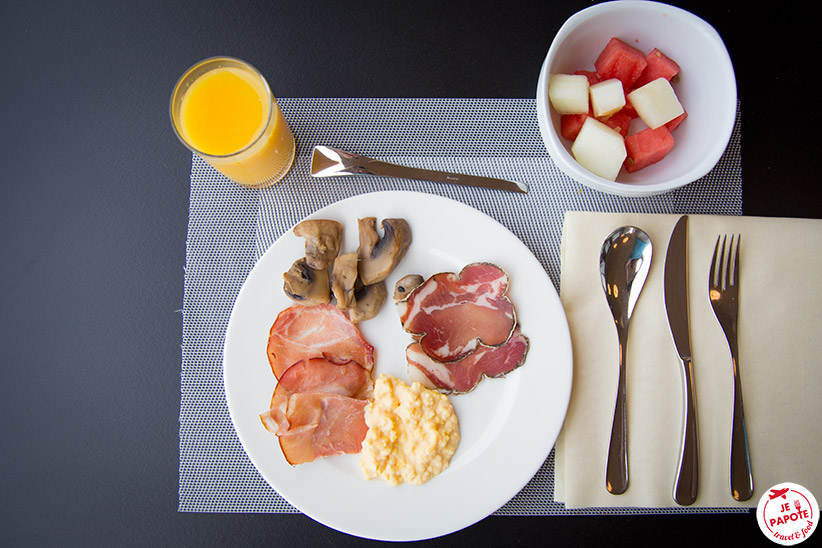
top-left (2, 1), bottom-right (819, 547)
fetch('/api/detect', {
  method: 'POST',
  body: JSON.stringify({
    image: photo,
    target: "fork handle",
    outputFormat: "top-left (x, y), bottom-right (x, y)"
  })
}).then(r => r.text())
top-left (730, 354), bottom-right (754, 501)
top-left (674, 357), bottom-right (699, 506)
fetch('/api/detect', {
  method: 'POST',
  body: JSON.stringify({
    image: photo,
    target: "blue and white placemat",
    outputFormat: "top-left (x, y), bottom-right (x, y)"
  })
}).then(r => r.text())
top-left (179, 98), bottom-right (743, 515)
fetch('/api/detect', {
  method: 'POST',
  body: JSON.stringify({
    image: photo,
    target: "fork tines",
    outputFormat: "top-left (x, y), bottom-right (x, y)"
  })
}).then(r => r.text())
top-left (710, 234), bottom-right (740, 291)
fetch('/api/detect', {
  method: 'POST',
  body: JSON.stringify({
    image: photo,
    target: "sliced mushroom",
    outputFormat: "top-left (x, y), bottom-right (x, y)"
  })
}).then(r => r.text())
top-left (357, 217), bottom-right (380, 257)
top-left (283, 258), bottom-right (330, 305)
top-left (357, 217), bottom-right (412, 285)
top-left (348, 281), bottom-right (388, 324)
top-left (293, 219), bottom-right (343, 270)
top-left (330, 252), bottom-right (359, 310)
top-left (393, 273), bottom-right (424, 301)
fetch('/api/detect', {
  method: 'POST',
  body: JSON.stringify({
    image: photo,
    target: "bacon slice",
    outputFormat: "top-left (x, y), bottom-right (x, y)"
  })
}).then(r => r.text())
top-left (398, 263), bottom-right (516, 363)
top-left (260, 357), bottom-right (373, 435)
top-left (406, 327), bottom-right (529, 393)
top-left (273, 393), bottom-right (369, 465)
top-left (266, 303), bottom-right (375, 379)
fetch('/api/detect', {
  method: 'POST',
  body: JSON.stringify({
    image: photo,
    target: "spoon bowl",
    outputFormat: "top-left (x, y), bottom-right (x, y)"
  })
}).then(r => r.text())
top-left (599, 226), bottom-right (653, 494)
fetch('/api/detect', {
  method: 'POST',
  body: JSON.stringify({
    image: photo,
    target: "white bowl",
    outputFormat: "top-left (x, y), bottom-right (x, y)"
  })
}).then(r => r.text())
top-left (536, 1), bottom-right (736, 196)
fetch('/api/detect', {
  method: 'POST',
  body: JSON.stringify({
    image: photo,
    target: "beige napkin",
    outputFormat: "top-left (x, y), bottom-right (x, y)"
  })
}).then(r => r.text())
top-left (555, 212), bottom-right (822, 509)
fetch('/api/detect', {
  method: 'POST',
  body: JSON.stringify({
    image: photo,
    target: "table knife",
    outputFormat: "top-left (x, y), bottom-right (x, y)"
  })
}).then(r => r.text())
top-left (663, 215), bottom-right (699, 506)
top-left (310, 145), bottom-right (529, 194)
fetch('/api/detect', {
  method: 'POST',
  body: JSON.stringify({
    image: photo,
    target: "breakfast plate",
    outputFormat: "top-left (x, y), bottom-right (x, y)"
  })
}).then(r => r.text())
top-left (223, 191), bottom-right (573, 541)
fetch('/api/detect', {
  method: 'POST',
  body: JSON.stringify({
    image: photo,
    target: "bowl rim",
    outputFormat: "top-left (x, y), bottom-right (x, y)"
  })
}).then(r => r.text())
top-left (536, 0), bottom-right (737, 197)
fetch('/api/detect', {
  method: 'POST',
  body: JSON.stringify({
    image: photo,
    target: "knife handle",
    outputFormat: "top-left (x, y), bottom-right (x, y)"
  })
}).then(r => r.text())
top-left (362, 158), bottom-right (526, 193)
top-left (674, 357), bottom-right (699, 506)
top-left (361, 158), bottom-right (457, 184)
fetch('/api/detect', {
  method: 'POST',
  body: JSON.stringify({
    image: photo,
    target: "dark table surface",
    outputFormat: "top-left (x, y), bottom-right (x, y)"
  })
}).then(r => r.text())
top-left (2, 1), bottom-right (819, 546)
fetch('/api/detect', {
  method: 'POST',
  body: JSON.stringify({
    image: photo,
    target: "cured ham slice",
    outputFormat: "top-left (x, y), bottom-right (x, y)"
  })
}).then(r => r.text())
top-left (260, 357), bottom-right (373, 435)
top-left (262, 307), bottom-right (376, 465)
top-left (274, 393), bottom-right (369, 465)
top-left (398, 263), bottom-right (516, 363)
top-left (406, 327), bottom-right (529, 393)
top-left (267, 303), bottom-right (375, 379)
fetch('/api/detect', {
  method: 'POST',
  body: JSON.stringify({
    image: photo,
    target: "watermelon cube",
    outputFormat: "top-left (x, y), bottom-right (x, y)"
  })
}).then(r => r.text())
top-left (633, 48), bottom-right (681, 89)
top-left (574, 70), bottom-right (601, 86)
top-left (665, 110), bottom-right (688, 132)
top-left (601, 110), bottom-right (633, 138)
top-left (621, 98), bottom-right (639, 119)
top-left (624, 126), bottom-right (675, 173)
top-left (561, 111), bottom-right (590, 141)
top-left (595, 37), bottom-right (648, 89)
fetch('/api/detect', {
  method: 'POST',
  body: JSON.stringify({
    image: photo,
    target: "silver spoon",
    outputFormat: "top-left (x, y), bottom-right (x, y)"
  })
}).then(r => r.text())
top-left (600, 226), bottom-right (653, 495)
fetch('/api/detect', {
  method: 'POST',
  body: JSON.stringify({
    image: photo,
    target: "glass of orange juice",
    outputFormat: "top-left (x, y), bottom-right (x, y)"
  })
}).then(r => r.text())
top-left (169, 57), bottom-right (296, 188)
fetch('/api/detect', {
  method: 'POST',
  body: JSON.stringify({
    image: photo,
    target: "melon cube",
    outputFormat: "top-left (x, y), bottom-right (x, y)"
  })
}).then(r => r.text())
top-left (624, 126), bottom-right (675, 173)
top-left (589, 78), bottom-right (625, 118)
top-left (571, 117), bottom-right (626, 180)
top-left (548, 74), bottom-right (590, 115)
top-left (594, 37), bottom-right (648, 89)
top-left (627, 77), bottom-right (685, 129)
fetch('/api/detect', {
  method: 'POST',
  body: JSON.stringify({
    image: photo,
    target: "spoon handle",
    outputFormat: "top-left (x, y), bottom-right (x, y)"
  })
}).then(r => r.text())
top-left (606, 327), bottom-right (629, 494)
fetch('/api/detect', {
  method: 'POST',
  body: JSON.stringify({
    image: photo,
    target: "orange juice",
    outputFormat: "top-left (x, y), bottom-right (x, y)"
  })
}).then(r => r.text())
top-left (170, 57), bottom-right (295, 187)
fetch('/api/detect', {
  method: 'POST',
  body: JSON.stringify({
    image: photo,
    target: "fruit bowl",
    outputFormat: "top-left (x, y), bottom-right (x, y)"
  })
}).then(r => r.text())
top-left (536, 1), bottom-right (736, 196)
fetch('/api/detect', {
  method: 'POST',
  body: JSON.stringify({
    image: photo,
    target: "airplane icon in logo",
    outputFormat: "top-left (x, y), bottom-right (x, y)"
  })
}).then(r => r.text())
top-left (769, 488), bottom-right (790, 500)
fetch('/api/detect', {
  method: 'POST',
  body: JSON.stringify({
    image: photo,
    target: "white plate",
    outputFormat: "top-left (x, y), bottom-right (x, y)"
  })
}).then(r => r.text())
top-left (223, 191), bottom-right (573, 541)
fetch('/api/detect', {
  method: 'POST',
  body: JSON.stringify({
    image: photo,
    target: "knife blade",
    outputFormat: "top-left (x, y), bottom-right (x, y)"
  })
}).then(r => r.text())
top-left (310, 145), bottom-right (529, 194)
top-left (663, 215), bottom-right (700, 506)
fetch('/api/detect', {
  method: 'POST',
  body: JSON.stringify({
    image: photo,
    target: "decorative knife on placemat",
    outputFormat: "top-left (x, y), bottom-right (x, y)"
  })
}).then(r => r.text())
top-left (310, 145), bottom-right (529, 194)
top-left (664, 215), bottom-right (700, 506)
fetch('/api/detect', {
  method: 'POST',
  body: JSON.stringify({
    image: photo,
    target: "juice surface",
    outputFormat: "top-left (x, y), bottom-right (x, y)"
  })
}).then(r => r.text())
top-left (181, 67), bottom-right (266, 156)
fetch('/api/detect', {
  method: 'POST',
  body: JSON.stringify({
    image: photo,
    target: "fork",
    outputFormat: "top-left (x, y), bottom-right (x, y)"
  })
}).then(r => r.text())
top-left (709, 235), bottom-right (754, 501)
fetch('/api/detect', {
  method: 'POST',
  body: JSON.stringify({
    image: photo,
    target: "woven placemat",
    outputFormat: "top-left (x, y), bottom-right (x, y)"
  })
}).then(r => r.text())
top-left (179, 98), bottom-right (743, 515)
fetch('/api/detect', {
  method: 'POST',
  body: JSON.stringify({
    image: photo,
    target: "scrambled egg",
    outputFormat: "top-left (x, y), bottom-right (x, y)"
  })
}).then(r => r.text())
top-left (359, 374), bottom-right (460, 485)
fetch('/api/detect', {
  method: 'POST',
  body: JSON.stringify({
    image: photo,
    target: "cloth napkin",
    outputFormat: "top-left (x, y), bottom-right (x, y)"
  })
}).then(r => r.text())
top-left (555, 212), bottom-right (822, 509)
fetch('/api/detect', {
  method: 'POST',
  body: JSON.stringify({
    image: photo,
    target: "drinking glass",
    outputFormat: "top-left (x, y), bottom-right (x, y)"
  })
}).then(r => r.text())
top-left (170, 57), bottom-right (295, 188)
